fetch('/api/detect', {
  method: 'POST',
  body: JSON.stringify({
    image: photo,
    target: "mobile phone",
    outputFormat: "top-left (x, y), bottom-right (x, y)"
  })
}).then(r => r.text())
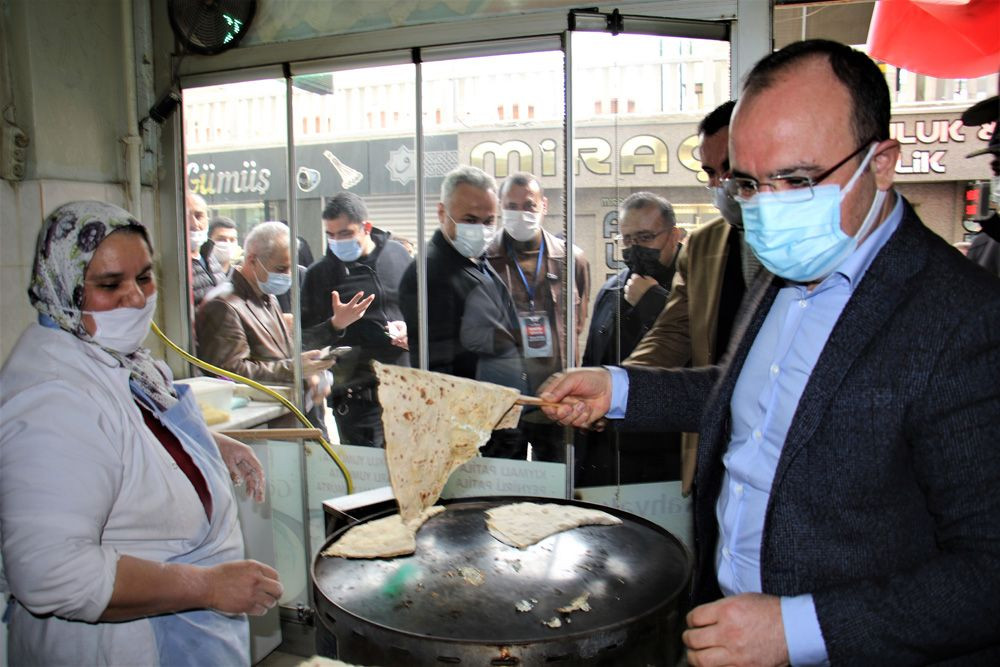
top-left (320, 345), bottom-right (352, 360)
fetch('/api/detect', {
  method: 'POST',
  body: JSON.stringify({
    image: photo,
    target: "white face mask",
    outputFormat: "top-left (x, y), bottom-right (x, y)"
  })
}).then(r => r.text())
top-left (502, 210), bottom-right (541, 242)
top-left (212, 241), bottom-right (235, 264)
top-left (448, 218), bottom-right (495, 258)
top-left (189, 229), bottom-right (208, 249)
top-left (86, 292), bottom-right (158, 354)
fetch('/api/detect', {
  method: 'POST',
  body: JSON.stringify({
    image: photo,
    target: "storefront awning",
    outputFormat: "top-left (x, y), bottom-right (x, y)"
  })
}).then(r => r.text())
top-left (867, 0), bottom-right (1000, 78)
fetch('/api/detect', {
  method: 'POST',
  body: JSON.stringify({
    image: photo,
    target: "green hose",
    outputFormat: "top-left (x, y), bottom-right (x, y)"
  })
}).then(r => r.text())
top-left (151, 321), bottom-right (354, 494)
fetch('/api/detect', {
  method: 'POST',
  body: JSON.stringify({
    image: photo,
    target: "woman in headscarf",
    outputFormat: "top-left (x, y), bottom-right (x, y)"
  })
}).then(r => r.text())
top-left (0, 201), bottom-right (282, 666)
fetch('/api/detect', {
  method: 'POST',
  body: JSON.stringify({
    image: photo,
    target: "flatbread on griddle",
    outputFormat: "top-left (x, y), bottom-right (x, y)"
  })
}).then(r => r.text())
top-left (321, 506), bottom-right (445, 559)
top-left (373, 362), bottom-right (522, 527)
top-left (485, 502), bottom-right (622, 549)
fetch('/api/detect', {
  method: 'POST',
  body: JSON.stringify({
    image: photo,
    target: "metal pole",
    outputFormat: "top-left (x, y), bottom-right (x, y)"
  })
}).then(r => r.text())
top-left (414, 48), bottom-right (429, 371)
top-left (562, 30), bottom-right (575, 500)
top-left (284, 66), bottom-right (314, 613)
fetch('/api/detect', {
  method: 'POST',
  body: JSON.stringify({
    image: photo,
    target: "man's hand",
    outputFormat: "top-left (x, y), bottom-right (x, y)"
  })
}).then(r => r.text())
top-left (387, 320), bottom-right (408, 350)
top-left (306, 372), bottom-right (330, 403)
top-left (330, 290), bottom-right (375, 331)
top-left (537, 368), bottom-right (612, 428)
top-left (213, 433), bottom-right (266, 503)
top-left (301, 349), bottom-right (336, 376)
top-left (624, 274), bottom-right (659, 306)
top-left (683, 594), bottom-right (790, 667)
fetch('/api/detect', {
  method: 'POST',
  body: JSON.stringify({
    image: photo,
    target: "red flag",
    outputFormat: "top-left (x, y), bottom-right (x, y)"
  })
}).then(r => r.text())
top-left (867, 0), bottom-right (1000, 78)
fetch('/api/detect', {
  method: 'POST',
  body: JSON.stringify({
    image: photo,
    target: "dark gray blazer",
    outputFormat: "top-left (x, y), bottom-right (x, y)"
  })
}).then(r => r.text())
top-left (624, 198), bottom-right (1000, 664)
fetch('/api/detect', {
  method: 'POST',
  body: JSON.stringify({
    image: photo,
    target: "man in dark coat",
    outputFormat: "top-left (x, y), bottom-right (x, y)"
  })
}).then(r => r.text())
top-left (301, 192), bottom-right (411, 447)
top-left (399, 165), bottom-right (525, 458)
top-left (578, 191), bottom-right (681, 485)
top-left (540, 40), bottom-right (1000, 665)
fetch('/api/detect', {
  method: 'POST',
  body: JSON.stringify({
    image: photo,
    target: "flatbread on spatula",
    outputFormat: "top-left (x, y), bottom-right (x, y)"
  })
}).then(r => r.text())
top-left (373, 361), bottom-right (523, 528)
top-left (485, 502), bottom-right (623, 549)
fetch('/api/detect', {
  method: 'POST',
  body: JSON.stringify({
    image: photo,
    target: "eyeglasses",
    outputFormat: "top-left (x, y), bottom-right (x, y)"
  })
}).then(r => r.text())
top-left (722, 140), bottom-right (875, 203)
top-left (615, 230), bottom-right (665, 247)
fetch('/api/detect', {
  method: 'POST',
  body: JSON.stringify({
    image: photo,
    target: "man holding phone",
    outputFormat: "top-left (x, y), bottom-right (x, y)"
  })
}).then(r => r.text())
top-left (301, 192), bottom-right (411, 447)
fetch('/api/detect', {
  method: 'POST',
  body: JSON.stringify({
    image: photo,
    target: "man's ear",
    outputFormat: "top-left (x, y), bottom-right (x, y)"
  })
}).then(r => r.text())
top-left (541, 196), bottom-right (549, 216)
top-left (872, 139), bottom-right (900, 190)
top-left (363, 221), bottom-right (373, 235)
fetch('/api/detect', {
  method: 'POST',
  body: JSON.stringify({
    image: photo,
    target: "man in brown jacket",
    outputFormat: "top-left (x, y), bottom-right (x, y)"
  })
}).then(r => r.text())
top-left (486, 172), bottom-right (590, 461)
top-left (625, 101), bottom-right (766, 495)
top-left (196, 221), bottom-right (335, 427)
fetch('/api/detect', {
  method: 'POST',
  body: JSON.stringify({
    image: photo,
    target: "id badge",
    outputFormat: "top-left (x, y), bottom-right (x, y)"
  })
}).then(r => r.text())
top-left (518, 312), bottom-right (553, 358)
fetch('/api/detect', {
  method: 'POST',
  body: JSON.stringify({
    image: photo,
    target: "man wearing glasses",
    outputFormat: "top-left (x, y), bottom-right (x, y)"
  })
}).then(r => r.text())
top-left (540, 39), bottom-right (1000, 664)
top-left (399, 165), bottom-right (526, 457)
top-left (578, 191), bottom-right (682, 485)
top-left (626, 100), bottom-right (767, 497)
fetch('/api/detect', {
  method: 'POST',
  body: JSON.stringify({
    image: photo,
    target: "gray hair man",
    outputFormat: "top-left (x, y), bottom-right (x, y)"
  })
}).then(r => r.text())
top-left (399, 165), bottom-right (526, 458)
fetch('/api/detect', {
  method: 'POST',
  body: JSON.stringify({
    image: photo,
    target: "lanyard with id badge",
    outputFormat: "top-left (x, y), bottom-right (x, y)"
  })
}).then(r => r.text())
top-left (510, 236), bottom-right (554, 358)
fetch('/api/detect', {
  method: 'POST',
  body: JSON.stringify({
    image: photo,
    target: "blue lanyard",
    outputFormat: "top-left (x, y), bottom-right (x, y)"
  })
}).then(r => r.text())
top-left (508, 234), bottom-right (545, 310)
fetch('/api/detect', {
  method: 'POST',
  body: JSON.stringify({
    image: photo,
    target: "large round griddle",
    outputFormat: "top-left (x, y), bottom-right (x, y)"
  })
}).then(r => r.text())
top-left (313, 496), bottom-right (691, 645)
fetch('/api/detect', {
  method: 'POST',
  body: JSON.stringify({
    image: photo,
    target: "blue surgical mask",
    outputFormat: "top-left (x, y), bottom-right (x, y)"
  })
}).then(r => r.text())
top-left (255, 258), bottom-right (292, 295)
top-left (741, 144), bottom-right (884, 283)
top-left (329, 238), bottom-right (363, 262)
top-left (448, 218), bottom-right (495, 258)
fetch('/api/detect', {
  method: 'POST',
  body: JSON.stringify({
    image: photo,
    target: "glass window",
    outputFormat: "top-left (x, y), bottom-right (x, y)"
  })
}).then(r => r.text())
top-left (570, 32), bottom-right (731, 547)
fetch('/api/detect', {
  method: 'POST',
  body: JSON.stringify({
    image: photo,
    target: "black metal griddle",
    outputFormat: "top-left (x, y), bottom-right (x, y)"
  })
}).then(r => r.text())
top-left (313, 496), bottom-right (691, 665)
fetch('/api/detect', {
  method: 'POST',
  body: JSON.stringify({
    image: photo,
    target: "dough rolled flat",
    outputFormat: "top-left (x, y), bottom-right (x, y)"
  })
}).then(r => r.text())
top-left (373, 362), bottom-right (522, 527)
top-left (322, 506), bottom-right (445, 559)
top-left (485, 502), bottom-right (623, 549)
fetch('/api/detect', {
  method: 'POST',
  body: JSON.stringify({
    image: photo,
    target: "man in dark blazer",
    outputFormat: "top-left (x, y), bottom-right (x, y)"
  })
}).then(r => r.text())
top-left (399, 165), bottom-right (525, 456)
top-left (540, 40), bottom-right (1000, 665)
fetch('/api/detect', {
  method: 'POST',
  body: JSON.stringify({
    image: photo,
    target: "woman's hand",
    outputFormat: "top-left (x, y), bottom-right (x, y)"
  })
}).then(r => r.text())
top-left (213, 433), bottom-right (266, 503)
top-left (202, 559), bottom-right (283, 617)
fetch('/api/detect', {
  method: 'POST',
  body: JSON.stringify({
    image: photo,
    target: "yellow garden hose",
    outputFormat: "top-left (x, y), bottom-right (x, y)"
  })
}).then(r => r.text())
top-left (151, 321), bottom-right (354, 494)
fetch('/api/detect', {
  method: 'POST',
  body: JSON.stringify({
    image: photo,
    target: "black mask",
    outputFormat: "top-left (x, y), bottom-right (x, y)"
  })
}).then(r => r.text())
top-left (623, 244), bottom-right (676, 287)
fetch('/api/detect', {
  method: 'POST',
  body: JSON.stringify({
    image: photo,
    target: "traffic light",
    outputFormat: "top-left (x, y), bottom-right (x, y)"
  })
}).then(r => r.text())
top-left (965, 180), bottom-right (992, 221)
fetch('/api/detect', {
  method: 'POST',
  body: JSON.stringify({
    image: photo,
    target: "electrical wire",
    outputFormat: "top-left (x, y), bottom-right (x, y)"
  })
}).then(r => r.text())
top-left (151, 321), bottom-right (354, 494)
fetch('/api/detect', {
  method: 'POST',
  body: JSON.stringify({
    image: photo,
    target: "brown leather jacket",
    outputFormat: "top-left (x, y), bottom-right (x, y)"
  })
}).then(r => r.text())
top-left (486, 228), bottom-right (590, 394)
top-left (195, 269), bottom-right (296, 383)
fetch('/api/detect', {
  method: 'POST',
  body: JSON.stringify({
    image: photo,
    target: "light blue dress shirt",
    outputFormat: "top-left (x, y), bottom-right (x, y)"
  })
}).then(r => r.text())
top-left (608, 194), bottom-right (904, 666)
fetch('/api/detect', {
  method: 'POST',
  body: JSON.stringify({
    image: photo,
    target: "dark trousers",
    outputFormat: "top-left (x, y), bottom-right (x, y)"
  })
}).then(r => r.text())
top-left (574, 428), bottom-right (681, 487)
top-left (331, 394), bottom-right (384, 447)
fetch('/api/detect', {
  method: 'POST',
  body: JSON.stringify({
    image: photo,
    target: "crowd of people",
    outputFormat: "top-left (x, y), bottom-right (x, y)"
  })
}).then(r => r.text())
top-left (1, 38), bottom-right (997, 665)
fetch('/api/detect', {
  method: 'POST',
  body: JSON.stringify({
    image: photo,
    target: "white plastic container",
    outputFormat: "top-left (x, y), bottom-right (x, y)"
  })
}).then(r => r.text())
top-left (173, 376), bottom-right (235, 413)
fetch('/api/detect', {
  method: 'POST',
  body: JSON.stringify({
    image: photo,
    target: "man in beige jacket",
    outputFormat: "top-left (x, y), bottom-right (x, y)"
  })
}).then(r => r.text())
top-left (625, 100), bottom-right (766, 495)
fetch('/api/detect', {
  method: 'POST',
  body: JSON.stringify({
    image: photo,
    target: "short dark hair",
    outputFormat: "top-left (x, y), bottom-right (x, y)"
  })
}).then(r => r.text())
top-left (499, 172), bottom-right (543, 199)
top-left (322, 191), bottom-right (368, 223)
top-left (698, 100), bottom-right (736, 137)
top-left (208, 216), bottom-right (237, 237)
top-left (742, 39), bottom-right (890, 145)
top-left (621, 192), bottom-right (676, 228)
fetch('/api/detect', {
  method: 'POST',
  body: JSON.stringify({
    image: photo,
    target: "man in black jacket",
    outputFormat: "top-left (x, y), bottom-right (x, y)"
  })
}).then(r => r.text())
top-left (301, 192), bottom-right (411, 447)
top-left (399, 165), bottom-right (526, 458)
top-left (578, 191), bottom-right (682, 484)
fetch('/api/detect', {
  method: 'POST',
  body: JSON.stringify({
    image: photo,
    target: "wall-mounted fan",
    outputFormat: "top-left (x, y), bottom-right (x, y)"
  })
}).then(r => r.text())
top-left (147, 0), bottom-right (256, 124)
top-left (167, 0), bottom-right (257, 56)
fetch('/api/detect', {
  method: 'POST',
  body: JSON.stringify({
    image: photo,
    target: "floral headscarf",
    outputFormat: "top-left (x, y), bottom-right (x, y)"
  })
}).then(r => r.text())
top-left (29, 201), bottom-right (178, 410)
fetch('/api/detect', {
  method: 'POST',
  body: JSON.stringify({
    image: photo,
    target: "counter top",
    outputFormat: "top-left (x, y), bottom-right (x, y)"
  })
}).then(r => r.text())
top-left (209, 400), bottom-right (289, 432)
